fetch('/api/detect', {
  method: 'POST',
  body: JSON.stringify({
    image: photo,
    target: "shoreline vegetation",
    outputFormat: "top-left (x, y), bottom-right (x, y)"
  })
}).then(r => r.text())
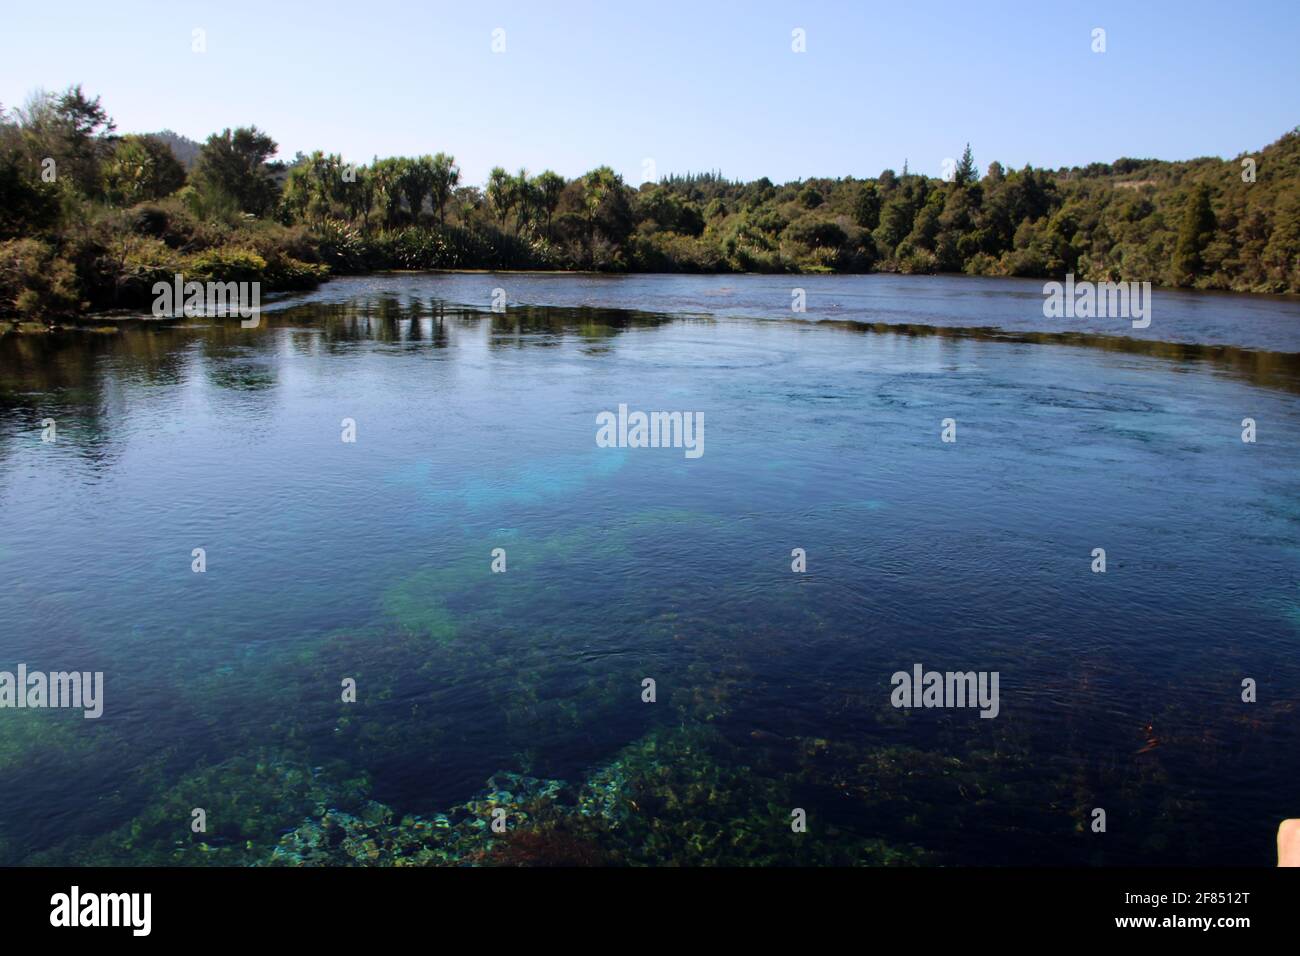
top-left (2, 86), bottom-right (1298, 333)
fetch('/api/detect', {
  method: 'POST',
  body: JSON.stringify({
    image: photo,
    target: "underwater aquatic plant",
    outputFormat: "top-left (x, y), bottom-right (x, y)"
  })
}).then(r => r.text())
top-left (479, 824), bottom-right (611, 867)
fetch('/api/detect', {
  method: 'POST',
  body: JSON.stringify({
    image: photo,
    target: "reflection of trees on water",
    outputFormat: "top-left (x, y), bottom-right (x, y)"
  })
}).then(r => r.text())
top-left (0, 300), bottom-right (667, 459)
top-left (268, 297), bottom-right (673, 352)
top-left (817, 318), bottom-right (1300, 395)
top-left (486, 305), bottom-right (674, 352)
top-left (3, 299), bottom-right (1297, 464)
top-left (0, 328), bottom-right (191, 472)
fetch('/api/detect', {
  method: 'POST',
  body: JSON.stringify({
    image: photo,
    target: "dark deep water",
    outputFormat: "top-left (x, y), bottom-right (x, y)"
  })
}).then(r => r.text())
top-left (1, 272), bottom-right (1299, 866)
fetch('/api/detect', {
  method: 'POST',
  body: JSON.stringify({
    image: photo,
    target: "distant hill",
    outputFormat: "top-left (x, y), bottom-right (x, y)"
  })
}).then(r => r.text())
top-left (148, 130), bottom-right (203, 170)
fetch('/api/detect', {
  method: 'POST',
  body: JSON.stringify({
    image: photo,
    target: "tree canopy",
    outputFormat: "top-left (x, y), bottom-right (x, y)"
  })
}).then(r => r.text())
top-left (3, 84), bottom-right (1299, 322)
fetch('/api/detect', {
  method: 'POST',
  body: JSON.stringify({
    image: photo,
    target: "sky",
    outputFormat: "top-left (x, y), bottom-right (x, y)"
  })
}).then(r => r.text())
top-left (1, 0), bottom-right (1296, 186)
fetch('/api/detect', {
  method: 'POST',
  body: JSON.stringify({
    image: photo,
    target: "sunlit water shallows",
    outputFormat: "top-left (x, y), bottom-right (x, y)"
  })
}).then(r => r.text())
top-left (1, 273), bottom-right (1298, 866)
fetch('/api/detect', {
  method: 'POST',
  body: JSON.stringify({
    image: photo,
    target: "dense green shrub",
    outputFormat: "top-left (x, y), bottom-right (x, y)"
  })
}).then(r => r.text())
top-left (0, 238), bottom-right (83, 316)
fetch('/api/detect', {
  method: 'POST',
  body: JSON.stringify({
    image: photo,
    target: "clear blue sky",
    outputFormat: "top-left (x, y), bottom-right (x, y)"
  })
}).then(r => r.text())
top-left (2, 0), bottom-right (1296, 186)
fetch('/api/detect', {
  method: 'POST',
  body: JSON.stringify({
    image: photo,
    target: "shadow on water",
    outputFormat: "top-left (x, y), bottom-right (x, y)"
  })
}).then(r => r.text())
top-left (811, 318), bottom-right (1300, 395)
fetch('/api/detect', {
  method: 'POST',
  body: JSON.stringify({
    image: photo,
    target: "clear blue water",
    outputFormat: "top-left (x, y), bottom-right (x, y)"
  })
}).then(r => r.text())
top-left (1, 273), bottom-right (1298, 866)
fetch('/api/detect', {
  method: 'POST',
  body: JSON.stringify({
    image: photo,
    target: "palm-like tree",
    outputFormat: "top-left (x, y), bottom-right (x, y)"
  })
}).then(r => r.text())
top-left (430, 152), bottom-right (459, 226)
top-left (535, 170), bottom-right (565, 239)
top-left (398, 155), bottom-right (436, 224)
top-left (371, 157), bottom-right (405, 229)
top-left (487, 166), bottom-right (514, 228)
top-left (513, 168), bottom-right (541, 234)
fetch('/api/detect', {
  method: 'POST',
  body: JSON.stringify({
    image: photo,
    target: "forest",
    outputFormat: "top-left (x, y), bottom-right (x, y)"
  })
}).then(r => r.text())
top-left (2, 85), bottom-right (1298, 322)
